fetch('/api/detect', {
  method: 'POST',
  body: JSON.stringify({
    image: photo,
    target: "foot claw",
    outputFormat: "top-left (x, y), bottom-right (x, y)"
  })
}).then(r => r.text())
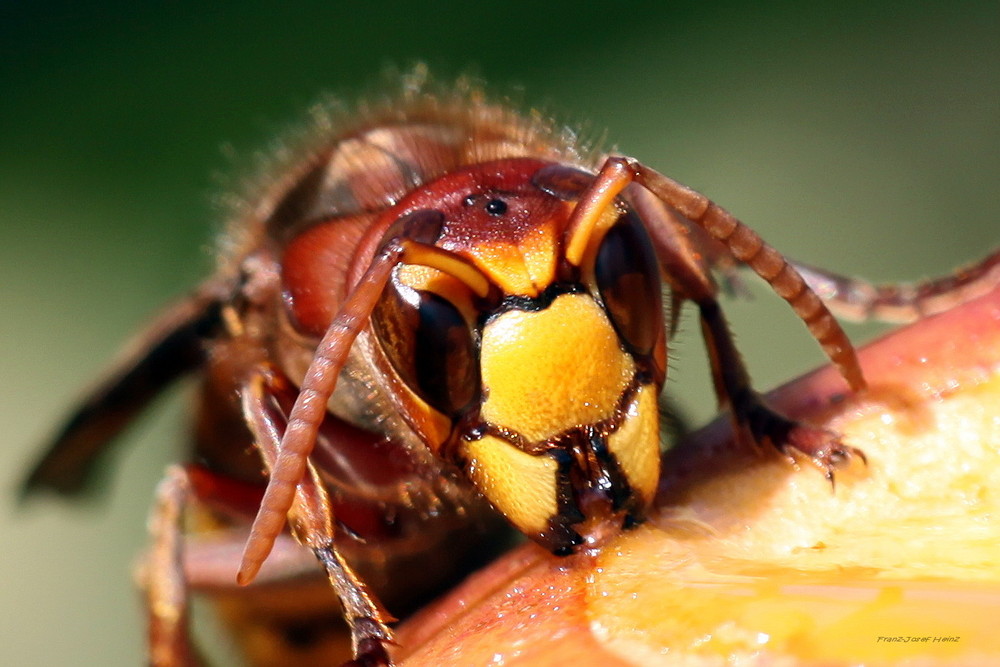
top-left (738, 397), bottom-right (866, 481)
top-left (342, 639), bottom-right (392, 667)
top-left (341, 618), bottom-right (394, 667)
top-left (782, 423), bottom-right (864, 476)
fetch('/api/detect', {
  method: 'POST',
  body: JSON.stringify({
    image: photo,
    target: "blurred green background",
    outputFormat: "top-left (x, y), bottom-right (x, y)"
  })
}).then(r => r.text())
top-left (3, 2), bottom-right (996, 665)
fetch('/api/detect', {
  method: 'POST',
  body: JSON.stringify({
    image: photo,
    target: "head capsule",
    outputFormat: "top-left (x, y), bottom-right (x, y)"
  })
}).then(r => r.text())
top-left (287, 157), bottom-right (668, 553)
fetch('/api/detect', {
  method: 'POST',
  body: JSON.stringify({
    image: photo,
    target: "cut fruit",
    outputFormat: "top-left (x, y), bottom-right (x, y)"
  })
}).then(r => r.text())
top-left (397, 284), bottom-right (1000, 666)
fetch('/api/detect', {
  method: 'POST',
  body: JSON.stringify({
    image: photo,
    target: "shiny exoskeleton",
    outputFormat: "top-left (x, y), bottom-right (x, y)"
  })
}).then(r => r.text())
top-left (22, 77), bottom-right (1000, 666)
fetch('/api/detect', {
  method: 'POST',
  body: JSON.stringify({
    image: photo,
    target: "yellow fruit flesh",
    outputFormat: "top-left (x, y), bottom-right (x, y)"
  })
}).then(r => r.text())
top-left (592, 376), bottom-right (1000, 666)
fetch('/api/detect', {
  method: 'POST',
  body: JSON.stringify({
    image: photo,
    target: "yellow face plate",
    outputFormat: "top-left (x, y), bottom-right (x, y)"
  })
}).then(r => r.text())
top-left (464, 434), bottom-right (560, 536)
top-left (479, 293), bottom-right (634, 444)
top-left (606, 382), bottom-right (661, 507)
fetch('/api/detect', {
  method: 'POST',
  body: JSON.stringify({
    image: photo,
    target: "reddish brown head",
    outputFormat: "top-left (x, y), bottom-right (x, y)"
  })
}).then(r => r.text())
top-left (278, 157), bottom-right (667, 553)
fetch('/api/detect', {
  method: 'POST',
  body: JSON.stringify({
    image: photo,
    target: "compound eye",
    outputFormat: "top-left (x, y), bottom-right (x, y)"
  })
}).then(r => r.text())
top-left (372, 278), bottom-right (479, 417)
top-left (594, 209), bottom-right (664, 356)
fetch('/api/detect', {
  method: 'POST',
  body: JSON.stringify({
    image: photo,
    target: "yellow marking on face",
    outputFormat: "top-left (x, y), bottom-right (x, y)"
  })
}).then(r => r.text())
top-left (577, 204), bottom-right (623, 274)
top-left (464, 434), bottom-right (559, 535)
top-left (606, 382), bottom-right (661, 507)
top-left (399, 243), bottom-right (490, 298)
top-left (468, 223), bottom-right (558, 297)
top-left (518, 224), bottom-right (559, 294)
top-left (480, 293), bottom-right (634, 443)
top-left (395, 264), bottom-right (478, 325)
